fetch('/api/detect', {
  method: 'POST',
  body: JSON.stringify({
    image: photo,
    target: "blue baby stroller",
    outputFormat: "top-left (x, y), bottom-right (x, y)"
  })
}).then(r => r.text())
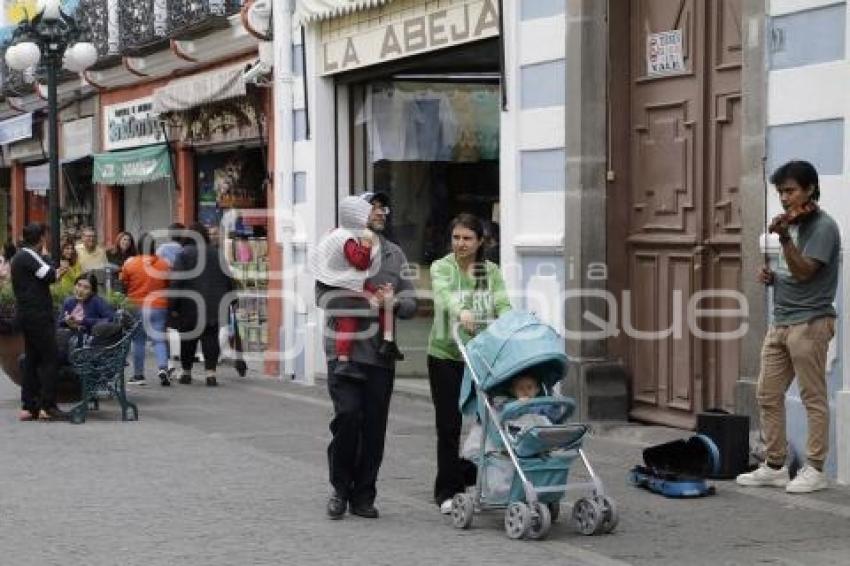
top-left (452, 311), bottom-right (618, 539)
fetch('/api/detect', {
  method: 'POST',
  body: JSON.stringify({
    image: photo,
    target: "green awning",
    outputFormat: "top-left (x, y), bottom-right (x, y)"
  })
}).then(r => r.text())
top-left (93, 144), bottom-right (172, 185)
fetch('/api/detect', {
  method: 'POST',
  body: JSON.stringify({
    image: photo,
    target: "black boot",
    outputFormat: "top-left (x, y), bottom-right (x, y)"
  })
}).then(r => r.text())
top-left (335, 361), bottom-right (367, 381)
top-left (350, 501), bottom-right (379, 519)
top-left (378, 340), bottom-right (404, 361)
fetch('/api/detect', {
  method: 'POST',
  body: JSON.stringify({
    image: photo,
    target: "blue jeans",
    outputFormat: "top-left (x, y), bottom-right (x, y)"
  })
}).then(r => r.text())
top-left (132, 307), bottom-right (169, 376)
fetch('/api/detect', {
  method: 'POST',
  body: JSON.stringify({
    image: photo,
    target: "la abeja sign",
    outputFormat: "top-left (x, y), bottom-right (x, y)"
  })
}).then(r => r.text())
top-left (321, 0), bottom-right (499, 75)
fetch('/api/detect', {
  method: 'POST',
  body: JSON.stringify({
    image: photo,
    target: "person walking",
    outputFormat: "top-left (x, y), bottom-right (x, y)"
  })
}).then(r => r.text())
top-left (427, 213), bottom-right (512, 513)
top-left (169, 223), bottom-right (235, 387)
top-left (11, 223), bottom-right (69, 421)
top-left (736, 160), bottom-right (839, 493)
top-left (317, 192), bottom-right (417, 520)
top-left (121, 233), bottom-right (172, 387)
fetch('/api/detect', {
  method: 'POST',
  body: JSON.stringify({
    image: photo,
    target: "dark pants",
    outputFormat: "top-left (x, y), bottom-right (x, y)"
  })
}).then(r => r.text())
top-left (326, 360), bottom-right (395, 506)
top-left (180, 324), bottom-right (220, 372)
top-left (20, 315), bottom-right (59, 412)
top-left (427, 355), bottom-right (477, 504)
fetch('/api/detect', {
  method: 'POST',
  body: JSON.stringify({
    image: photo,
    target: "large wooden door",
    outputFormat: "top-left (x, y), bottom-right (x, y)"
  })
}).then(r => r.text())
top-left (623, 0), bottom-right (742, 427)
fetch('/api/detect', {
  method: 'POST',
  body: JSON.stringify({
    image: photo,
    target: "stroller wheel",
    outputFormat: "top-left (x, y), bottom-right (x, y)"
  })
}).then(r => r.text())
top-left (547, 502), bottom-right (561, 523)
top-left (504, 502), bottom-right (531, 540)
top-left (594, 495), bottom-right (619, 534)
top-left (572, 497), bottom-right (604, 536)
top-left (526, 502), bottom-right (552, 540)
top-left (451, 493), bottom-right (474, 529)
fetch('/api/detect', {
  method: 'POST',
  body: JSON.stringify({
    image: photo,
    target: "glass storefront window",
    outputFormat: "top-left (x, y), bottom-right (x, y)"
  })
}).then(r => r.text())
top-left (349, 79), bottom-right (501, 374)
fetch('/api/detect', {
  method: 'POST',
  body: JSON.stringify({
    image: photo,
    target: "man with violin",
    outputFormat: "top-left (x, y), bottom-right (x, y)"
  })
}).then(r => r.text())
top-left (737, 160), bottom-right (839, 493)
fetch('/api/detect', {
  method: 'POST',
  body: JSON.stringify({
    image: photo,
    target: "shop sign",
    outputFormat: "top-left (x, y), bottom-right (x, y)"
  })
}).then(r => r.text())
top-left (647, 30), bottom-right (685, 77)
top-left (0, 112), bottom-right (32, 145)
top-left (93, 144), bottom-right (172, 185)
top-left (165, 98), bottom-right (265, 145)
top-left (103, 96), bottom-right (164, 151)
top-left (320, 0), bottom-right (499, 75)
top-left (25, 162), bottom-right (50, 192)
top-left (62, 117), bottom-right (95, 161)
top-left (6, 120), bottom-right (48, 162)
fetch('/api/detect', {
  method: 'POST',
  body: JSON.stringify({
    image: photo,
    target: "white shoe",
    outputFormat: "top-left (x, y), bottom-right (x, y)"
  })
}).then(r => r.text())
top-left (736, 464), bottom-right (789, 487)
top-left (440, 499), bottom-right (453, 514)
top-left (786, 465), bottom-right (828, 494)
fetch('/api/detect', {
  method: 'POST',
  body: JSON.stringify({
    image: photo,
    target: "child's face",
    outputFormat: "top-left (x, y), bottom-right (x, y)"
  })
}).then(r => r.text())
top-left (511, 375), bottom-right (540, 400)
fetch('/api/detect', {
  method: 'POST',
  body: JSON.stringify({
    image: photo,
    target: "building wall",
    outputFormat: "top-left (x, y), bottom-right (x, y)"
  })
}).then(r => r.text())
top-left (765, 0), bottom-right (850, 482)
top-left (501, 0), bottom-right (567, 331)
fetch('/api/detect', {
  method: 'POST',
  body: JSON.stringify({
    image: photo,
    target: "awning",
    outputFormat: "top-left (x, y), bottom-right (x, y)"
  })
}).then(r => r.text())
top-left (296, 0), bottom-right (394, 23)
top-left (0, 112), bottom-right (33, 145)
top-left (152, 62), bottom-right (248, 113)
top-left (93, 144), bottom-right (172, 186)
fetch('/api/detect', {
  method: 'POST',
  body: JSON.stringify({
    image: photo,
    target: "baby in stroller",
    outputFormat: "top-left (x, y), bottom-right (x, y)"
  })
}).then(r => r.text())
top-left (453, 310), bottom-right (618, 539)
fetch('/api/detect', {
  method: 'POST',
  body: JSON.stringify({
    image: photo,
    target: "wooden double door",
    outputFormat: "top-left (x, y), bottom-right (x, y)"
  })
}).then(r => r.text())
top-left (609, 0), bottom-right (743, 427)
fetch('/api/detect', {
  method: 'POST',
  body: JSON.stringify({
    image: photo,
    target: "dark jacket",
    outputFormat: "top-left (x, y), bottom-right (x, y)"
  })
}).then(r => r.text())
top-left (58, 295), bottom-right (115, 333)
top-left (169, 242), bottom-right (235, 329)
top-left (316, 235), bottom-right (417, 369)
top-left (10, 246), bottom-right (57, 320)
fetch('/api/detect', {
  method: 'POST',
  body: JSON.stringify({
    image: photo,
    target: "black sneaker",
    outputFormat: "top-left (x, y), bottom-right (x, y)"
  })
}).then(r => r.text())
top-left (378, 340), bottom-right (405, 361)
top-left (127, 375), bottom-right (147, 386)
top-left (178, 373), bottom-right (192, 385)
top-left (327, 493), bottom-right (347, 519)
top-left (158, 370), bottom-right (171, 387)
top-left (335, 361), bottom-right (367, 381)
top-left (206, 375), bottom-right (218, 387)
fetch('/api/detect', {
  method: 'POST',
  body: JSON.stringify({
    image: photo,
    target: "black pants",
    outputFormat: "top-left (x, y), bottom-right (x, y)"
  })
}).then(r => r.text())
top-left (427, 355), bottom-right (477, 504)
top-left (180, 324), bottom-right (220, 372)
top-left (326, 360), bottom-right (395, 506)
top-left (20, 315), bottom-right (59, 412)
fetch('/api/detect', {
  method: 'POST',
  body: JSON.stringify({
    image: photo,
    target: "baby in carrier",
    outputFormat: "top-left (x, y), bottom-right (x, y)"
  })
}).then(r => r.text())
top-left (463, 372), bottom-right (552, 458)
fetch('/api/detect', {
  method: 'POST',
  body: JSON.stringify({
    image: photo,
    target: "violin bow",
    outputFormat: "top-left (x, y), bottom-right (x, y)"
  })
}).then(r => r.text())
top-left (761, 156), bottom-right (770, 267)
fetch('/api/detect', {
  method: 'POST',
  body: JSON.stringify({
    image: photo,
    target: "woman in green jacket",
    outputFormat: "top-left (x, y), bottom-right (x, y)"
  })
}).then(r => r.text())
top-left (427, 213), bottom-right (512, 514)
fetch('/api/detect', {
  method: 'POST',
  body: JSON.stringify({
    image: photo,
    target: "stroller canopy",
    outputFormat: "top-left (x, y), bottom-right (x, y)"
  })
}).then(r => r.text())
top-left (459, 311), bottom-right (569, 416)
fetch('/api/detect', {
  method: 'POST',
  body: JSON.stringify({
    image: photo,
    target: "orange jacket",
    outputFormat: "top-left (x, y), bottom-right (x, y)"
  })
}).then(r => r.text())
top-left (120, 255), bottom-right (170, 309)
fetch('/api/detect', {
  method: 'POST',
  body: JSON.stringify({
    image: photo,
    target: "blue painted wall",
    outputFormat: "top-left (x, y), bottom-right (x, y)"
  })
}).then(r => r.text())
top-left (521, 59), bottom-right (566, 110)
top-left (767, 119), bottom-right (845, 176)
top-left (770, 3), bottom-right (846, 70)
top-left (520, 148), bottom-right (566, 192)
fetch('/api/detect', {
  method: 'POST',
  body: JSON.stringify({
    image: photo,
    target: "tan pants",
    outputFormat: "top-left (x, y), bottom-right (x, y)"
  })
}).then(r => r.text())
top-left (757, 316), bottom-right (835, 469)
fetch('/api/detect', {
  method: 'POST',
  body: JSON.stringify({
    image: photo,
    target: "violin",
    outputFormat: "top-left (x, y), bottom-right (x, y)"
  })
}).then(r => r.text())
top-left (769, 200), bottom-right (819, 236)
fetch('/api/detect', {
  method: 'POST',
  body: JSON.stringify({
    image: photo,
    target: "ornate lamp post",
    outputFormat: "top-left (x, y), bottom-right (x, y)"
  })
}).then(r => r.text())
top-left (5, 0), bottom-right (97, 260)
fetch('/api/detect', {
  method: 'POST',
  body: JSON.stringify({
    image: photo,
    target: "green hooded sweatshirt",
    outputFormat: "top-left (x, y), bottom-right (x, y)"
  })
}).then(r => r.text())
top-left (427, 253), bottom-right (512, 361)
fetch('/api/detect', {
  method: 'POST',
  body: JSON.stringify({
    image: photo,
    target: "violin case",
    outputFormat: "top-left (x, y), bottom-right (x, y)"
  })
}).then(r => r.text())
top-left (628, 435), bottom-right (720, 498)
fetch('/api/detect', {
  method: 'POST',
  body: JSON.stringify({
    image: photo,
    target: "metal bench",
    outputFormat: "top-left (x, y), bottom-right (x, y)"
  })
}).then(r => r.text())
top-left (68, 319), bottom-right (140, 425)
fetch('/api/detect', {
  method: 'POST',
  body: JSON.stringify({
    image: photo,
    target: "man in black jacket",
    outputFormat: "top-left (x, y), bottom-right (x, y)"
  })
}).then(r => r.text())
top-left (316, 193), bottom-right (417, 519)
top-left (11, 223), bottom-right (68, 421)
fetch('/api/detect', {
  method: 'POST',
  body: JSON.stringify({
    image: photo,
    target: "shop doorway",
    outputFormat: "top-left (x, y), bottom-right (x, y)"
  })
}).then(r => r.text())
top-left (344, 72), bottom-right (501, 376)
top-left (608, 0), bottom-right (743, 427)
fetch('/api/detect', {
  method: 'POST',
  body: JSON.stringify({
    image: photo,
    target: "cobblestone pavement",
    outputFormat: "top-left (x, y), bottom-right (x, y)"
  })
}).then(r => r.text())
top-left (2, 369), bottom-right (850, 566)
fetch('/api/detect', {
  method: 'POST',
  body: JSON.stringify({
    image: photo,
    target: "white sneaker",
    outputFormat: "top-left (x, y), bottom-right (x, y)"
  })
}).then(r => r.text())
top-left (735, 464), bottom-right (789, 487)
top-left (440, 499), bottom-right (453, 515)
top-left (786, 465), bottom-right (828, 494)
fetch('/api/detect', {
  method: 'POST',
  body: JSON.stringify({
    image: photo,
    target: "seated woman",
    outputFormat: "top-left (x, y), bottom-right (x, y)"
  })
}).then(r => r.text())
top-left (56, 275), bottom-right (115, 359)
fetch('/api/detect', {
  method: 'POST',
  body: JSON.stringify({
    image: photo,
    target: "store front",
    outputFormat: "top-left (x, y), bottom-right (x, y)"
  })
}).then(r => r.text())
top-left (152, 62), bottom-right (272, 352)
top-left (1, 111), bottom-right (38, 240)
top-left (294, 0), bottom-right (503, 379)
top-left (60, 115), bottom-right (98, 239)
top-left (98, 95), bottom-right (174, 238)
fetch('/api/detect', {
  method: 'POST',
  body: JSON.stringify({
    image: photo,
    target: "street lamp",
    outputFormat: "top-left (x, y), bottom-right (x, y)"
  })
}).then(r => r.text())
top-left (5, 0), bottom-right (97, 260)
